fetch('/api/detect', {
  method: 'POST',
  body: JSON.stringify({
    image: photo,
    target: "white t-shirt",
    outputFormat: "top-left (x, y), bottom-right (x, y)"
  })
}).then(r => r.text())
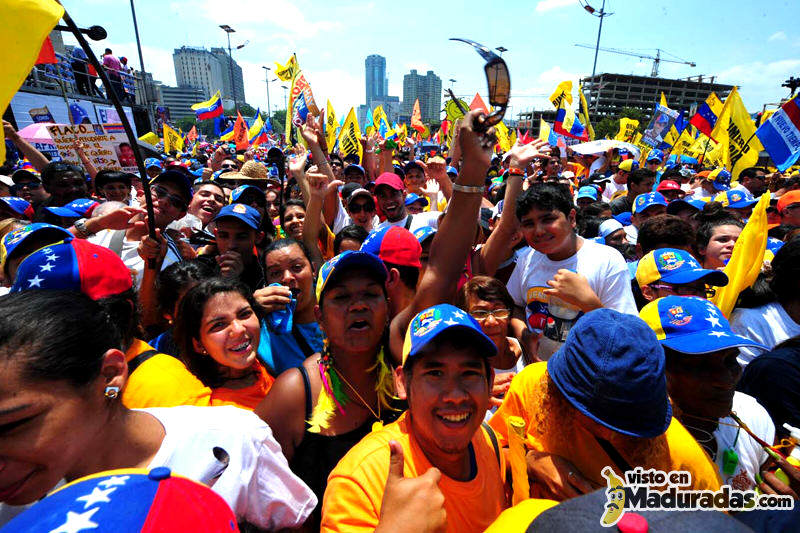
top-left (374, 210), bottom-right (441, 233)
top-left (142, 406), bottom-right (316, 530)
top-left (0, 406), bottom-right (316, 530)
top-left (332, 199), bottom-right (379, 234)
top-left (713, 392), bottom-right (775, 491)
top-left (507, 238), bottom-right (637, 359)
top-left (623, 224), bottom-right (638, 245)
top-left (602, 177), bottom-right (627, 202)
top-left (89, 229), bottom-right (180, 288)
top-left (729, 302), bottom-right (800, 366)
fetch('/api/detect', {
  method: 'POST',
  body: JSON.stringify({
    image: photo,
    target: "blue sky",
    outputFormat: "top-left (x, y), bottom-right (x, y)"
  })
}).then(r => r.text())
top-left (62, 0), bottom-right (799, 120)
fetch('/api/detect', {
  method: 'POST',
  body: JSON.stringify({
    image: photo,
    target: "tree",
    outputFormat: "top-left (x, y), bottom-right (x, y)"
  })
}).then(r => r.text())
top-left (175, 116), bottom-right (197, 134)
top-left (593, 107), bottom-right (646, 140)
top-left (270, 109), bottom-right (286, 133)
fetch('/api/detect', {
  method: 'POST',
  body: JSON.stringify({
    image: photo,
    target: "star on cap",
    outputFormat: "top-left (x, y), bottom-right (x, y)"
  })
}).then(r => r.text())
top-left (705, 315), bottom-right (722, 328)
top-left (39, 262), bottom-right (55, 272)
top-left (27, 275), bottom-right (44, 288)
top-left (75, 486), bottom-right (116, 509)
top-left (444, 318), bottom-right (458, 326)
top-left (709, 331), bottom-right (728, 337)
top-left (50, 507), bottom-right (100, 533)
top-left (453, 310), bottom-right (465, 319)
top-left (46, 254), bottom-right (58, 262)
top-left (97, 475), bottom-right (129, 488)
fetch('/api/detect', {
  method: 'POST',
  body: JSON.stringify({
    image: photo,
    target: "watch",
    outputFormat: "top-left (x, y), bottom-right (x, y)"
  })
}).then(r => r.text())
top-left (74, 217), bottom-right (94, 238)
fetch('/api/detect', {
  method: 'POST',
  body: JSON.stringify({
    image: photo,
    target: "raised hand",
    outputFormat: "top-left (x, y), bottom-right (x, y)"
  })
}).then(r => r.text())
top-left (508, 138), bottom-right (551, 170)
top-left (543, 269), bottom-right (602, 313)
top-left (288, 144), bottom-right (308, 176)
top-left (457, 110), bottom-right (496, 170)
top-left (253, 285), bottom-right (293, 314)
top-left (375, 441), bottom-right (447, 533)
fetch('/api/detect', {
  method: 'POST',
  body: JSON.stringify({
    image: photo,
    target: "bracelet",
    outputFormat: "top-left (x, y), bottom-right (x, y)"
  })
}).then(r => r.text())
top-left (508, 168), bottom-right (525, 176)
top-left (452, 183), bottom-right (485, 194)
top-left (74, 217), bottom-right (93, 239)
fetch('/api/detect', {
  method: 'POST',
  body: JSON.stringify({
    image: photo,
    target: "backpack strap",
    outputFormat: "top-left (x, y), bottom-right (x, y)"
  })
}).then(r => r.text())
top-left (127, 349), bottom-right (159, 374)
top-left (403, 214), bottom-right (414, 231)
top-left (482, 421), bottom-right (501, 470)
top-left (107, 229), bottom-right (126, 258)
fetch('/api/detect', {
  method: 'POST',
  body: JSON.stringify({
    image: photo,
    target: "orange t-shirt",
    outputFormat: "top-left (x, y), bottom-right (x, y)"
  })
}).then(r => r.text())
top-left (489, 362), bottom-right (721, 495)
top-left (210, 361), bottom-right (274, 409)
top-left (321, 412), bottom-right (508, 533)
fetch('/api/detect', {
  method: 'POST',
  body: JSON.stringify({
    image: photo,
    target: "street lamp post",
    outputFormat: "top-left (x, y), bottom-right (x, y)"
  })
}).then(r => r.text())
top-left (582, 0), bottom-right (612, 112)
top-left (219, 25), bottom-right (237, 111)
top-left (129, 0), bottom-right (154, 130)
top-left (262, 66), bottom-right (272, 122)
top-left (495, 46), bottom-right (507, 55)
top-left (281, 85), bottom-right (288, 114)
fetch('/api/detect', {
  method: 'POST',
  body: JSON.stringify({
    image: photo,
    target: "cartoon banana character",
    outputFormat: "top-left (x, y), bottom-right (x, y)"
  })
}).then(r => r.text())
top-left (600, 466), bottom-right (626, 527)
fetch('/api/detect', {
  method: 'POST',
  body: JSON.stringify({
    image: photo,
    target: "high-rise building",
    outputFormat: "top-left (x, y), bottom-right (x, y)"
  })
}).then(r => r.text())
top-left (160, 85), bottom-right (206, 120)
top-left (402, 69), bottom-right (442, 123)
top-left (365, 55), bottom-right (387, 104)
top-left (172, 46), bottom-right (246, 104)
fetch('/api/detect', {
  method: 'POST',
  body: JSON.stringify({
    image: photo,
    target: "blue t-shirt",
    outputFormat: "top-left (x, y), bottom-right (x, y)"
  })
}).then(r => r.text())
top-left (257, 320), bottom-right (324, 376)
top-left (148, 329), bottom-right (179, 357)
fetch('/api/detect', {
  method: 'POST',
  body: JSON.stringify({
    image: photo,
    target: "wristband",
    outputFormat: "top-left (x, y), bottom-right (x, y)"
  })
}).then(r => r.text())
top-left (508, 168), bottom-right (525, 176)
top-left (452, 183), bottom-right (484, 194)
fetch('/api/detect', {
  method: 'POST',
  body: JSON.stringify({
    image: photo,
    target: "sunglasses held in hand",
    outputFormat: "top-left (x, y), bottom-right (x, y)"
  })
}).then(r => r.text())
top-left (449, 38), bottom-right (510, 132)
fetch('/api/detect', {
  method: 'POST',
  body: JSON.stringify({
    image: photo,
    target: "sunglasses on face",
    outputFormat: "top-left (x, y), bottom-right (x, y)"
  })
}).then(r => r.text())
top-left (649, 283), bottom-right (715, 298)
top-left (13, 181), bottom-right (42, 190)
top-left (150, 185), bottom-right (186, 210)
top-left (349, 201), bottom-right (375, 214)
top-left (220, 164), bottom-right (237, 171)
top-left (331, 161), bottom-right (343, 168)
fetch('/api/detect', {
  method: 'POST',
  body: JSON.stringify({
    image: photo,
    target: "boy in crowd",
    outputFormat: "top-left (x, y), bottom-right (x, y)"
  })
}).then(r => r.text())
top-left (635, 248), bottom-right (728, 302)
top-left (624, 192), bottom-right (668, 245)
top-left (507, 182), bottom-right (636, 360)
top-left (610, 168), bottom-right (656, 215)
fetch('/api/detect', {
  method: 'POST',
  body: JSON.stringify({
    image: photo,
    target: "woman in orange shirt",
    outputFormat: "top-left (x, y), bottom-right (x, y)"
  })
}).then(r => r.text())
top-left (174, 277), bottom-right (274, 409)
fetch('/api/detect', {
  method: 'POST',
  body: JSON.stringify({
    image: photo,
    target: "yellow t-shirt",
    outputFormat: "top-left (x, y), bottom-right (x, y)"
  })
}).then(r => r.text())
top-left (321, 412), bottom-right (508, 533)
top-left (489, 362), bottom-right (721, 495)
top-left (483, 498), bottom-right (559, 533)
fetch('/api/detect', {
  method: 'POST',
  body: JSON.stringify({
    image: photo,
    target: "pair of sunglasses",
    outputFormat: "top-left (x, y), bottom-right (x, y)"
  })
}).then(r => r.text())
top-left (449, 38), bottom-right (510, 132)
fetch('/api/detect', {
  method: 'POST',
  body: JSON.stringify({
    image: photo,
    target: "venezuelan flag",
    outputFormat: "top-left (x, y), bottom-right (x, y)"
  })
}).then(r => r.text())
top-left (191, 90), bottom-right (223, 121)
top-left (689, 92), bottom-right (723, 140)
top-left (553, 99), bottom-right (588, 141)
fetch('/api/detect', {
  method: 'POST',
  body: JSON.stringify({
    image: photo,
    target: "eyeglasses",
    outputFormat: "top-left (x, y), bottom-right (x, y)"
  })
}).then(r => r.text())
top-left (331, 161), bottom-right (343, 168)
top-left (449, 38), bottom-right (510, 131)
top-left (14, 181), bottom-right (41, 190)
top-left (220, 164), bottom-right (237, 171)
top-left (469, 308), bottom-right (511, 321)
top-left (649, 283), bottom-right (716, 298)
top-left (150, 185), bottom-right (187, 210)
top-left (349, 202), bottom-right (375, 214)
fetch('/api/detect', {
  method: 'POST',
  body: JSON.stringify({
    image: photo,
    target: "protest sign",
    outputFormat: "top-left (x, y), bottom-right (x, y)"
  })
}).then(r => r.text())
top-left (47, 123), bottom-right (137, 173)
top-left (642, 105), bottom-right (679, 148)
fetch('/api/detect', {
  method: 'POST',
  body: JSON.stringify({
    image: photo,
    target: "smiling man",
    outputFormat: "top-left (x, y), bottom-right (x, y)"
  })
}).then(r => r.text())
top-left (507, 182), bottom-right (636, 360)
top-left (203, 203), bottom-right (265, 292)
top-left (373, 172), bottom-right (440, 233)
top-left (321, 303), bottom-right (508, 533)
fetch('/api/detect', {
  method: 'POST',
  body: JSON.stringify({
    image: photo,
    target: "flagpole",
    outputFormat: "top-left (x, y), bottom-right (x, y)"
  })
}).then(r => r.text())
top-left (699, 137), bottom-right (710, 166)
top-left (60, 8), bottom-right (158, 258)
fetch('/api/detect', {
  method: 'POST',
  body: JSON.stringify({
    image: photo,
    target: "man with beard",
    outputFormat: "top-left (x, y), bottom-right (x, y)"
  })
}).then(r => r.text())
top-left (34, 162), bottom-right (89, 222)
top-left (373, 172), bottom-right (440, 233)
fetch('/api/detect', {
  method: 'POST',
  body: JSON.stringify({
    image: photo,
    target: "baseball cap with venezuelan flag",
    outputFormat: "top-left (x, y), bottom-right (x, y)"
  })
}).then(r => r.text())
top-left (315, 250), bottom-right (388, 302)
top-left (635, 248), bottom-right (728, 288)
top-left (639, 296), bottom-right (764, 354)
top-left (401, 303), bottom-right (496, 365)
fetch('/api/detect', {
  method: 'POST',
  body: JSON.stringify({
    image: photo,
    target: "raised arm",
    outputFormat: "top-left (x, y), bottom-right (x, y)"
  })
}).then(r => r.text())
top-left (3, 120), bottom-right (50, 172)
top-left (478, 139), bottom-right (551, 276)
top-left (389, 110), bottom-right (494, 359)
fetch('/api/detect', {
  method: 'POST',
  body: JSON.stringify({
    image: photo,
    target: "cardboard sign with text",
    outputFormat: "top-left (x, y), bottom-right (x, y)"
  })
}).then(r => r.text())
top-left (47, 123), bottom-right (137, 174)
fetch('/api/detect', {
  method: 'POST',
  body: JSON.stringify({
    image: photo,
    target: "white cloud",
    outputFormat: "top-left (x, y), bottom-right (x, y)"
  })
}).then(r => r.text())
top-left (196, 0), bottom-right (340, 37)
top-left (768, 31), bottom-right (787, 42)
top-left (534, 0), bottom-right (576, 13)
top-left (716, 59), bottom-right (800, 110)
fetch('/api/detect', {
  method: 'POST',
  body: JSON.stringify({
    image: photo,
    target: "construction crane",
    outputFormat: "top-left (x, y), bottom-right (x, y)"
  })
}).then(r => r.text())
top-left (574, 44), bottom-right (696, 77)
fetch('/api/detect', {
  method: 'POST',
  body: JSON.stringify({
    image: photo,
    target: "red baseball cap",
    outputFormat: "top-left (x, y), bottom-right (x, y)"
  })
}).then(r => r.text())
top-left (777, 190), bottom-right (800, 213)
top-left (656, 180), bottom-right (681, 192)
top-left (374, 172), bottom-right (404, 192)
top-left (360, 226), bottom-right (422, 268)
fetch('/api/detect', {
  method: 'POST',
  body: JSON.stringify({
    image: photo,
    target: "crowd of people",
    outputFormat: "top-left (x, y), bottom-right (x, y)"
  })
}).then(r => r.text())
top-left (1, 107), bottom-right (799, 532)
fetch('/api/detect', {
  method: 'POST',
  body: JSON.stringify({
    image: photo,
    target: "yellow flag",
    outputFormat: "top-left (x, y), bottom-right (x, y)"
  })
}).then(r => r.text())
top-left (0, 0), bottom-right (64, 164)
top-left (495, 121), bottom-right (511, 152)
top-left (615, 118), bottom-right (639, 141)
top-left (509, 129), bottom-right (517, 147)
top-left (274, 54), bottom-right (298, 81)
top-left (372, 106), bottom-right (384, 130)
top-left (538, 119), bottom-right (552, 142)
top-left (399, 123), bottom-right (408, 146)
top-left (760, 108), bottom-right (776, 125)
top-left (338, 108), bottom-right (363, 162)
top-left (138, 132), bottom-right (160, 146)
top-left (660, 92), bottom-right (668, 107)
top-left (578, 84), bottom-right (594, 140)
top-left (711, 192), bottom-right (769, 317)
top-left (550, 80), bottom-right (573, 109)
top-left (710, 87), bottom-right (764, 179)
top-left (162, 123), bottom-right (184, 153)
top-left (670, 129), bottom-right (696, 159)
top-left (325, 100), bottom-right (337, 151)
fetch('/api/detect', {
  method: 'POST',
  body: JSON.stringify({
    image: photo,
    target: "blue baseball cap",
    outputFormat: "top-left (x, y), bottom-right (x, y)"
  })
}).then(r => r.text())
top-left (632, 192), bottom-right (668, 214)
top-left (613, 212), bottom-right (632, 226)
top-left (666, 197), bottom-right (707, 215)
top-left (402, 303), bottom-right (496, 365)
top-left (635, 248), bottom-right (729, 288)
top-left (548, 308), bottom-right (672, 438)
top-left (413, 226), bottom-right (437, 245)
top-left (715, 189), bottom-right (758, 209)
top-left (315, 250), bottom-right (388, 302)
top-left (344, 163), bottom-right (366, 176)
top-left (2, 467), bottom-right (239, 533)
top-left (404, 193), bottom-right (429, 207)
top-left (45, 198), bottom-right (99, 218)
top-left (709, 168), bottom-right (732, 191)
top-left (1, 223), bottom-right (73, 274)
top-left (594, 218), bottom-right (624, 244)
top-left (230, 184), bottom-right (264, 204)
top-left (0, 196), bottom-right (34, 220)
top-left (144, 157), bottom-right (163, 170)
top-left (576, 186), bottom-right (599, 201)
top-left (446, 166), bottom-right (458, 176)
top-left (640, 296), bottom-right (766, 355)
top-left (647, 149), bottom-right (664, 162)
top-left (212, 203), bottom-right (261, 230)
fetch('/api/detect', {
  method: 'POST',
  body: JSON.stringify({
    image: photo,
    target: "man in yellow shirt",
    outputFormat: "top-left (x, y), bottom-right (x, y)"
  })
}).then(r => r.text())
top-left (321, 303), bottom-right (509, 533)
top-left (490, 308), bottom-right (721, 500)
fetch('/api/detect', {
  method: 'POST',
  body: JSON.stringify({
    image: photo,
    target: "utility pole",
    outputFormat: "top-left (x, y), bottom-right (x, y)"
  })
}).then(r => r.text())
top-left (220, 25), bottom-right (237, 111)
top-left (262, 66), bottom-right (272, 122)
top-left (129, 0), bottom-right (153, 129)
top-left (582, 0), bottom-right (613, 113)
